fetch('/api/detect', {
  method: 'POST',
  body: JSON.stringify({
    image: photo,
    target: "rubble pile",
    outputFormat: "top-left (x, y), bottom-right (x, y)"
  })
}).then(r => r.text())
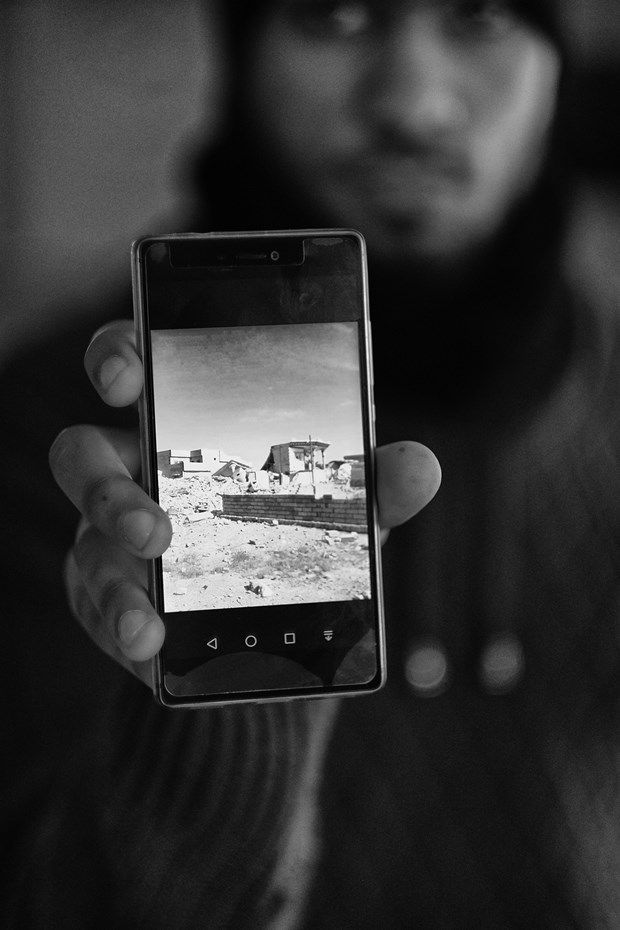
top-left (159, 473), bottom-right (237, 523)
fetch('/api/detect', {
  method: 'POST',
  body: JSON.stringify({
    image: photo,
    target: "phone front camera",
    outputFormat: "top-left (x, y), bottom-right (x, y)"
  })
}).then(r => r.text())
top-left (270, 251), bottom-right (280, 262)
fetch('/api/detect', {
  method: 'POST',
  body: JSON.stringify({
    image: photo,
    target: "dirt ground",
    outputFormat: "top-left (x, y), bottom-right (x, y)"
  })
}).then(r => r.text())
top-left (159, 474), bottom-right (372, 610)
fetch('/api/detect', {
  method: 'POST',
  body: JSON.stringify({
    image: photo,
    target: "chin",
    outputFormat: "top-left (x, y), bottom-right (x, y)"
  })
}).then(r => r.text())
top-left (363, 223), bottom-right (470, 268)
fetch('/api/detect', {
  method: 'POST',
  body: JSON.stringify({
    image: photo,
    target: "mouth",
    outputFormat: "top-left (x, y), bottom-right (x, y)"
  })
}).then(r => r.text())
top-left (345, 151), bottom-right (472, 211)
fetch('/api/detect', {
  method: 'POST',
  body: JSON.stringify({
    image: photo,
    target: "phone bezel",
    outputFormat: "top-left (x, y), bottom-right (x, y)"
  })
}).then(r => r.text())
top-left (131, 229), bottom-right (385, 708)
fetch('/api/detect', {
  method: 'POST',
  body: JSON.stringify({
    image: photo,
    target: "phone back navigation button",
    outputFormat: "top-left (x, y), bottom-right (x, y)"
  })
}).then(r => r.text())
top-left (206, 637), bottom-right (218, 650)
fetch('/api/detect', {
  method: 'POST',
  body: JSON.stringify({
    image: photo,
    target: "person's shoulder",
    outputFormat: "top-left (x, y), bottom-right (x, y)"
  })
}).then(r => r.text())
top-left (550, 179), bottom-right (620, 444)
top-left (563, 177), bottom-right (620, 312)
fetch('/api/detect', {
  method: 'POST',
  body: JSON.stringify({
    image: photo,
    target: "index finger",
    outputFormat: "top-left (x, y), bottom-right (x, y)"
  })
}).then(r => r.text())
top-left (84, 319), bottom-right (143, 408)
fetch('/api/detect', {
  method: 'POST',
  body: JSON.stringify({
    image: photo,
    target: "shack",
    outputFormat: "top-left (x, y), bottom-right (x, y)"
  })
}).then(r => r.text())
top-left (261, 439), bottom-right (330, 476)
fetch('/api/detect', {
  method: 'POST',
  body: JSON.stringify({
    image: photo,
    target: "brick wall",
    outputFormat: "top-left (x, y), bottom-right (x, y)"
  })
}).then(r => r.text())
top-left (221, 494), bottom-right (368, 531)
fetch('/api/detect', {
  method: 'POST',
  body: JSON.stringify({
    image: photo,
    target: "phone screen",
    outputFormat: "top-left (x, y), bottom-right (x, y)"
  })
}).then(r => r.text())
top-left (134, 232), bottom-right (383, 705)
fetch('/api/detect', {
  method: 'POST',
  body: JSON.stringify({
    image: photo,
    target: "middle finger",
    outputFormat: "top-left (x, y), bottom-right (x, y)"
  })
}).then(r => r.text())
top-left (49, 424), bottom-right (172, 559)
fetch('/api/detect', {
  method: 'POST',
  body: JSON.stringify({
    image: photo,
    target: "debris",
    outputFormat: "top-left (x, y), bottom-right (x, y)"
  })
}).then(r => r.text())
top-left (245, 580), bottom-right (274, 598)
top-left (158, 471), bottom-right (370, 608)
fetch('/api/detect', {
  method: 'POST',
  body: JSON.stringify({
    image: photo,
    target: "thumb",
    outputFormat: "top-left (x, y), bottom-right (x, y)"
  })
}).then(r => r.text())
top-left (376, 441), bottom-right (441, 532)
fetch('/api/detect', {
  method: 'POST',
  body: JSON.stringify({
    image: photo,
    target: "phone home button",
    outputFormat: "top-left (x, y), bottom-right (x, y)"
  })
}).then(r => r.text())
top-left (245, 634), bottom-right (258, 648)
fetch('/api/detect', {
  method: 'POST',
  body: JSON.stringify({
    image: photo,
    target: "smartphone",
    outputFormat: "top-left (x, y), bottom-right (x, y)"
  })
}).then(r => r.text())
top-left (132, 230), bottom-right (384, 707)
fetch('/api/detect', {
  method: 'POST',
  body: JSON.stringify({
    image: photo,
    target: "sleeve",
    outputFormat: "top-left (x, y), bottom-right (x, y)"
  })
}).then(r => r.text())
top-left (0, 308), bottom-right (338, 930)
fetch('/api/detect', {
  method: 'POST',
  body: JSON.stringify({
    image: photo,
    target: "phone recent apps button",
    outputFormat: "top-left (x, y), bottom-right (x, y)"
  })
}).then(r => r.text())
top-left (284, 632), bottom-right (296, 645)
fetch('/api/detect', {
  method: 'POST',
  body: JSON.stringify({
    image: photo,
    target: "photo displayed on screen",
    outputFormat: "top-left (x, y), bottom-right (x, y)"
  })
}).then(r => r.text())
top-left (151, 322), bottom-right (372, 613)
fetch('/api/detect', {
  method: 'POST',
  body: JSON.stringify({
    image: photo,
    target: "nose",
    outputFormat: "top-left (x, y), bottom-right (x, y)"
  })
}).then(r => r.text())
top-left (364, 13), bottom-right (469, 143)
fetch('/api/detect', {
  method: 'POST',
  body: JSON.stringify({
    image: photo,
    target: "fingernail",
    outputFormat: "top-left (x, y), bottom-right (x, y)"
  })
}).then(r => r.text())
top-left (119, 610), bottom-right (150, 646)
top-left (98, 355), bottom-right (127, 391)
top-left (122, 509), bottom-right (157, 550)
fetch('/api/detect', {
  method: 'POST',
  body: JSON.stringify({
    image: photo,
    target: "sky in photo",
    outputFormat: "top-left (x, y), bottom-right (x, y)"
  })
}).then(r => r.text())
top-left (151, 322), bottom-right (366, 467)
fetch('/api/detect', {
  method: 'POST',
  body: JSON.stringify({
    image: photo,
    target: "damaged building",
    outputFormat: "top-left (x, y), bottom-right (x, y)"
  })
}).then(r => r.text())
top-left (261, 439), bottom-right (330, 477)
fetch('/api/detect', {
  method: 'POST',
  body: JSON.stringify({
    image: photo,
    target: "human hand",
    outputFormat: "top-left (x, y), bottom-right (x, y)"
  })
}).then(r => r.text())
top-left (49, 320), bottom-right (441, 687)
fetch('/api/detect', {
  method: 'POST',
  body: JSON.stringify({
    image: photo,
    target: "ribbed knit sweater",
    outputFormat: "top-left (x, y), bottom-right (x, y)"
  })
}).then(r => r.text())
top-left (302, 186), bottom-right (620, 928)
top-left (2, 186), bottom-right (620, 929)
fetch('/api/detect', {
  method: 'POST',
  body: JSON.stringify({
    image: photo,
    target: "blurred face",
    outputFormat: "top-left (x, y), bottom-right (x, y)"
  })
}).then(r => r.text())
top-left (244, 0), bottom-right (561, 266)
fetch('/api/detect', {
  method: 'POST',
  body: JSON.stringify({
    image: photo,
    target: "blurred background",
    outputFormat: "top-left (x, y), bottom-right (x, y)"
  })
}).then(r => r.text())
top-left (2, 0), bottom-right (620, 365)
top-left (1, 0), bottom-right (222, 362)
